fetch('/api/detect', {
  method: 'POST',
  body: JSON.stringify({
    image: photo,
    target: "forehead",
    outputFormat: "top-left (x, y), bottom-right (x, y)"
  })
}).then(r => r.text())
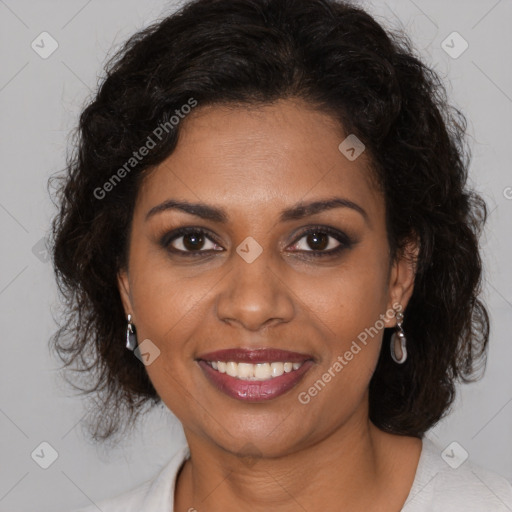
top-left (135, 99), bottom-right (383, 222)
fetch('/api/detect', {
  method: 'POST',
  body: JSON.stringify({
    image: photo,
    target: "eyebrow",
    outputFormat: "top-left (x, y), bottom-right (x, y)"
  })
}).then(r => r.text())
top-left (145, 197), bottom-right (369, 225)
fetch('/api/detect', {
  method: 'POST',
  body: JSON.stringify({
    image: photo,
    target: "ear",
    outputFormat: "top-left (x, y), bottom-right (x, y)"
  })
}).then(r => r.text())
top-left (384, 236), bottom-right (420, 327)
top-left (117, 268), bottom-right (133, 318)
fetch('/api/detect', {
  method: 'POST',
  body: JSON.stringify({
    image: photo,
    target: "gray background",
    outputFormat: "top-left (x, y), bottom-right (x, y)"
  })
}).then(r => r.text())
top-left (0, 0), bottom-right (511, 511)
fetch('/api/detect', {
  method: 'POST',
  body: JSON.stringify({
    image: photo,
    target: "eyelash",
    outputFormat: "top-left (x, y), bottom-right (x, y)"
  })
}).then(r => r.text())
top-left (160, 225), bottom-right (353, 258)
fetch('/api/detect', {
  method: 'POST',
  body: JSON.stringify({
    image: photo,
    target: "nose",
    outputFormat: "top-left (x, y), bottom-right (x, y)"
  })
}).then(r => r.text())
top-left (215, 249), bottom-right (295, 331)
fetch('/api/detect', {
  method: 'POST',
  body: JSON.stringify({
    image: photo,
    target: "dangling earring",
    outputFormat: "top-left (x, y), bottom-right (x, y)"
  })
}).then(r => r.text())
top-left (126, 314), bottom-right (138, 351)
top-left (390, 308), bottom-right (407, 364)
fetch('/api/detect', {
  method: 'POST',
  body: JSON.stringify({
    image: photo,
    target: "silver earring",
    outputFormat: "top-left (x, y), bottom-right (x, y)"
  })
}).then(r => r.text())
top-left (390, 309), bottom-right (407, 364)
top-left (126, 314), bottom-right (138, 351)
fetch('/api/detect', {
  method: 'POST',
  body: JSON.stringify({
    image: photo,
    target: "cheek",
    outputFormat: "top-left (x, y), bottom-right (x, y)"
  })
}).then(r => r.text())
top-left (130, 271), bottom-right (209, 351)
top-left (293, 247), bottom-right (390, 408)
top-left (126, 236), bottom-right (213, 336)
top-left (127, 262), bottom-right (211, 416)
top-left (294, 267), bottom-right (387, 424)
top-left (299, 251), bottom-right (390, 344)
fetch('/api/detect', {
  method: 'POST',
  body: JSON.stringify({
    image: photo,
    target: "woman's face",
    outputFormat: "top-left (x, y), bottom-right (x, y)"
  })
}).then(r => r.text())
top-left (118, 99), bottom-right (416, 457)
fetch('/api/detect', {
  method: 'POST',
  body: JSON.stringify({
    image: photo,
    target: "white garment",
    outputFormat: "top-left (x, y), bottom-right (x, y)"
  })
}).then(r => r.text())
top-left (71, 437), bottom-right (512, 511)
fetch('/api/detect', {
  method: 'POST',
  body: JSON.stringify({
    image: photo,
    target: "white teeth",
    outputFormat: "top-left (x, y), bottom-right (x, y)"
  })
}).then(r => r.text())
top-left (206, 360), bottom-right (305, 380)
top-left (238, 363), bottom-right (253, 378)
top-left (226, 361), bottom-right (238, 377)
top-left (271, 362), bottom-right (284, 377)
top-left (254, 362), bottom-right (271, 380)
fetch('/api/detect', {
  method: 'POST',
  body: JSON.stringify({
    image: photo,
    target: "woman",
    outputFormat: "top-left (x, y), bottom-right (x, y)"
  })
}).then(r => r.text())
top-left (50, 0), bottom-right (512, 510)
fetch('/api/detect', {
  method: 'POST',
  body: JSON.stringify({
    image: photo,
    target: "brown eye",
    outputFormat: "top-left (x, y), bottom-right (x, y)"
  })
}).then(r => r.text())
top-left (181, 232), bottom-right (206, 251)
top-left (305, 232), bottom-right (330, 251)
top-left (291, 230), bottom-right (342, 252)
top-left (288, 226), bottom-right (354, 257)
top-left (163, 227), bottom-right (223, 255)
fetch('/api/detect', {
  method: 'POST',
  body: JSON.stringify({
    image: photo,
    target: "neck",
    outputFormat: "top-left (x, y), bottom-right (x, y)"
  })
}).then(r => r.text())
top-left (174, 408), bottom-right (420, 511)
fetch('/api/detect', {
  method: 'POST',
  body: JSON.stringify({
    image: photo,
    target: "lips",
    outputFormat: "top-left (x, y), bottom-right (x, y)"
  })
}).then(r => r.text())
top-left (197, 348), bottom-right (314, 364)
top-left (196, 348), bottom-right (315, 402)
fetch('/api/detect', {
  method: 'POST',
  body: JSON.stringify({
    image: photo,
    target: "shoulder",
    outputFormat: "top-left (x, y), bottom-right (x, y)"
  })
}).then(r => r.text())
top-left (403, 437), bottom-right (512, 511)
top-left (70, 482), bottom-right (151, 512)
top-left (69, 444), bottom-right (190, 512)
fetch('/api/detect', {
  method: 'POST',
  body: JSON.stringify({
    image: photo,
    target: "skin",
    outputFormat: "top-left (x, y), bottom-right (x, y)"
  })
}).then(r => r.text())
top-left (118, 98), bottom-right (421, 511)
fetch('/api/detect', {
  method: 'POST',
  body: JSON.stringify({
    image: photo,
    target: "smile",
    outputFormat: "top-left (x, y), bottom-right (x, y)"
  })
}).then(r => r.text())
top-left (196, 348), bottom-right (314, 402)
top-left (205, 360), bottom-right (304, 380)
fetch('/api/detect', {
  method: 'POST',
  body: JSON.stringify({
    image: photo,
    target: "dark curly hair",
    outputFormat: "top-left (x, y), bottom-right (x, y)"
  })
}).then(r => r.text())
top-left (49, 0), bottom-right (489, 445)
